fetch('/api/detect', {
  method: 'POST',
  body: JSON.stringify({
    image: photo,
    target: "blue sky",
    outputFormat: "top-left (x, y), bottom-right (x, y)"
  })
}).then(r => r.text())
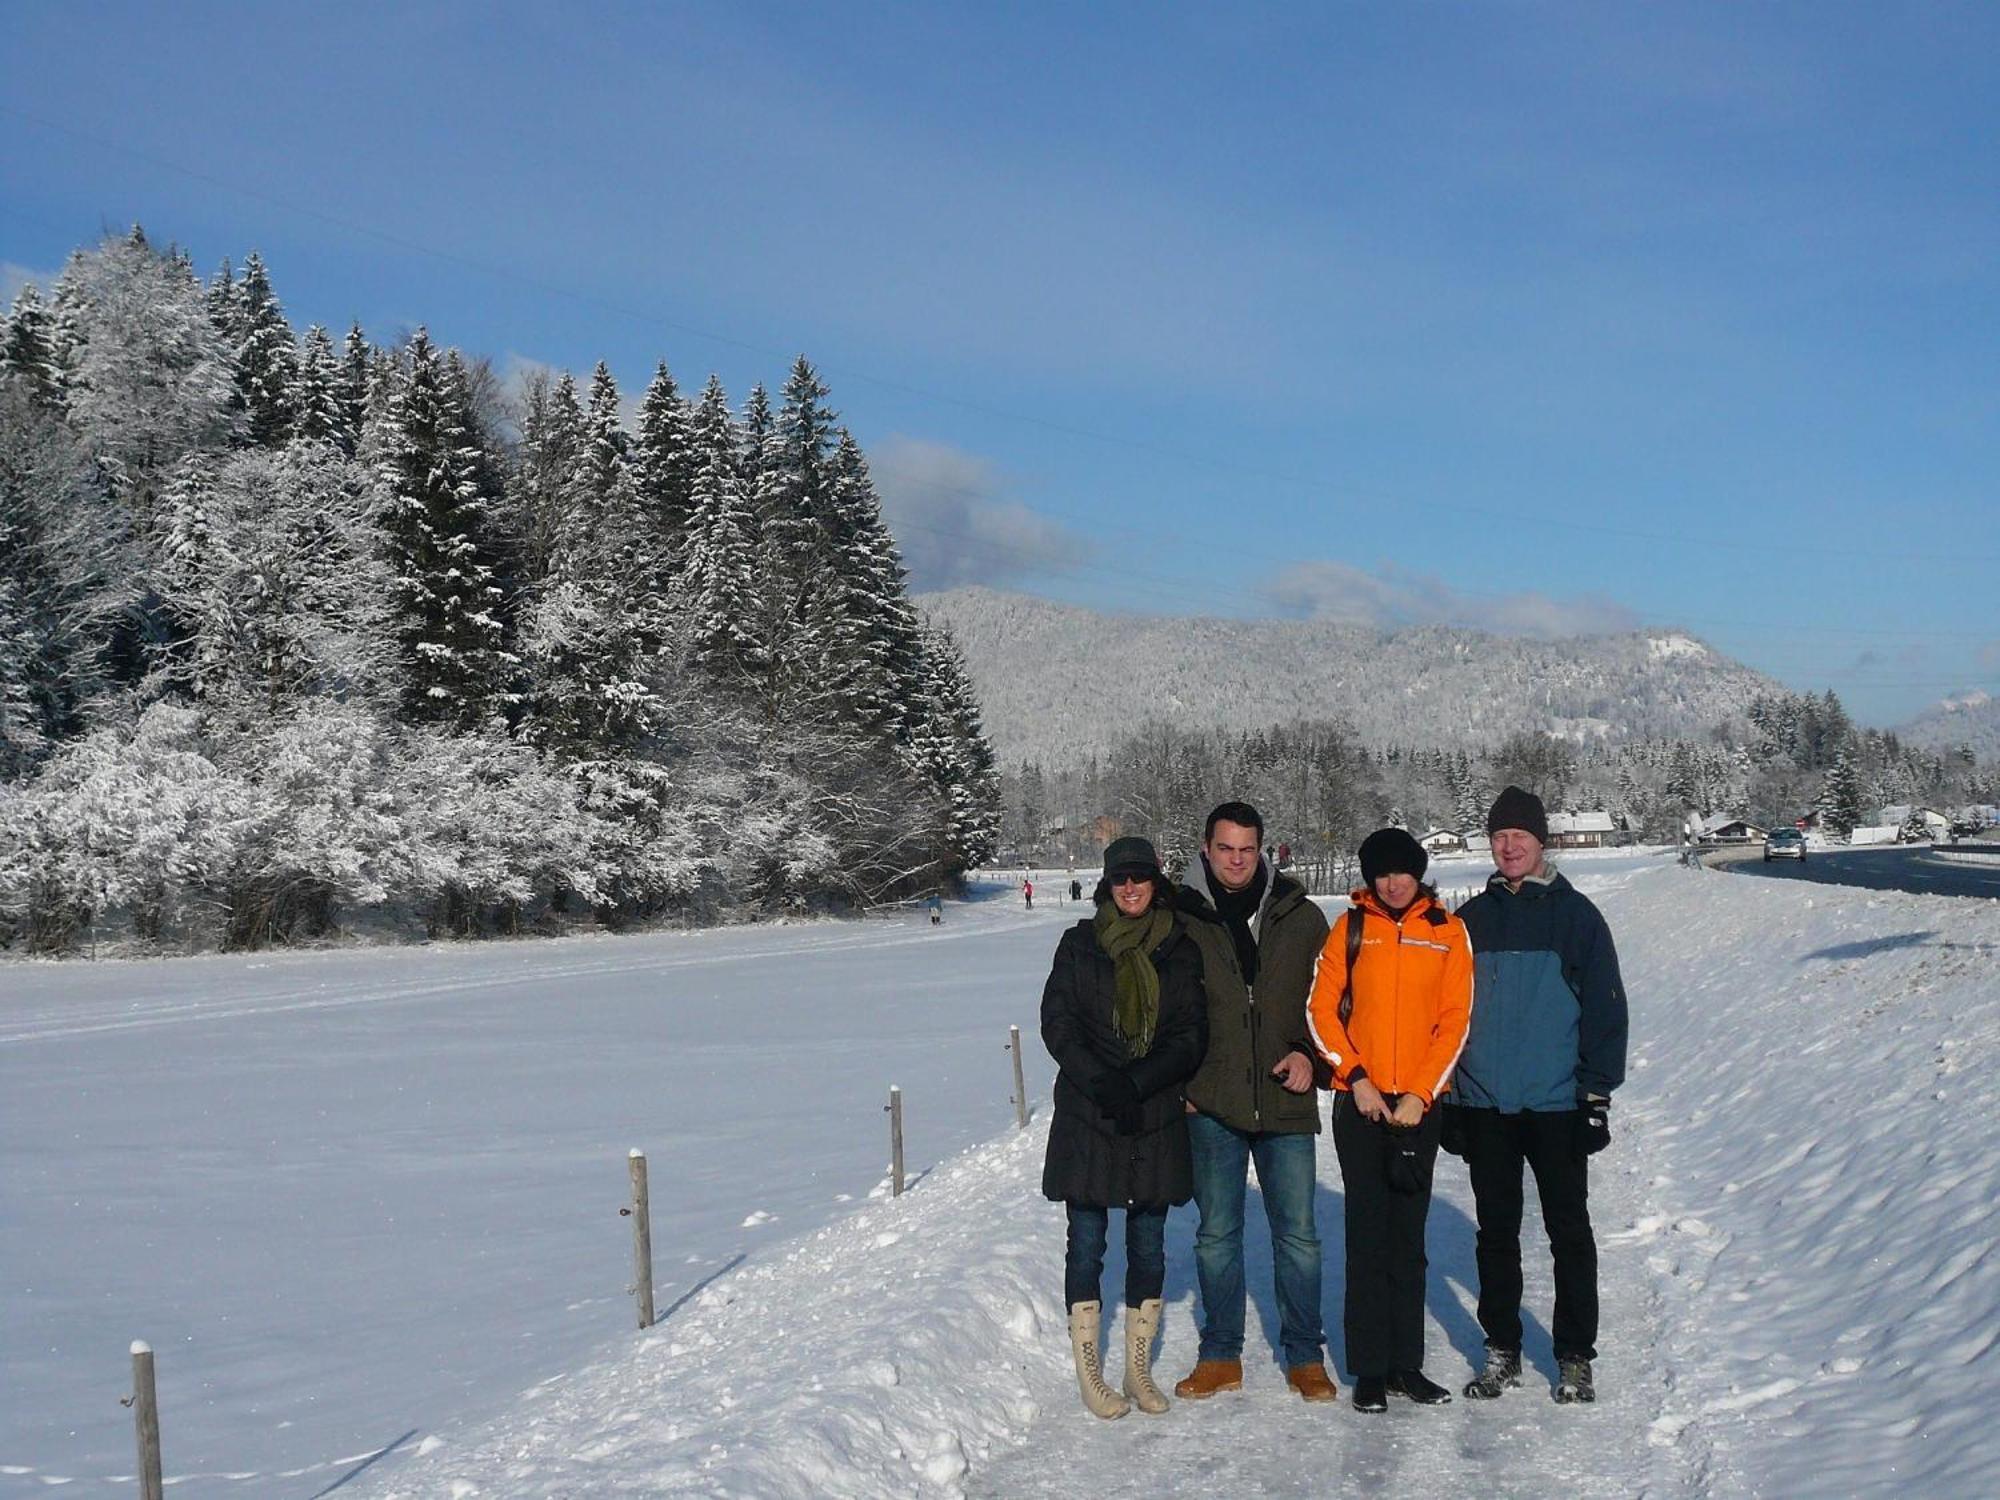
top-left (4, 1), bottom-right (1994, 727)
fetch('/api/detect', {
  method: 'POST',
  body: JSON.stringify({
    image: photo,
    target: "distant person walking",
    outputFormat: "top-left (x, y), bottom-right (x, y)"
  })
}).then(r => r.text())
top-left (1041, 837), bottom-right (1209, 1418)
top-left (1446, 786), bottom-right (1629, 1405)
top-left (1069, 877), bottom-right (1084, 904)
top-left (926, 892), bottom-right (942, 925)
top-left (1024, 877), bottom-right (1035, 910)
top-left (1308, 827), bottom-right (1472, 1413)
top-left (1173, 801), bottom-right (1339, 1403)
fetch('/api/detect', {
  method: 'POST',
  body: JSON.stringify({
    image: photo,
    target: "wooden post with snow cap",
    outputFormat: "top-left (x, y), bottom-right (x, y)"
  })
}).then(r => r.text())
top-left (1009, 1026), bottom-right (1029, 1130)
top-left (127, 1341), bottom-right (163, 1500)
top-left (888, 1086), bottom-right (906, 1197)
top-left (625, 1149), bottom-right (655, 1329)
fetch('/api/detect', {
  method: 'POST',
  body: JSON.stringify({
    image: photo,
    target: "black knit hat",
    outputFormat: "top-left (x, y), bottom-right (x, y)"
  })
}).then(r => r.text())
top-left (1102, 836), bottom-right (1163, 881)
top-left (1486, 785), bottom-right (1549, 845)
top-left (1358, 827), bottom-right (1428, 885)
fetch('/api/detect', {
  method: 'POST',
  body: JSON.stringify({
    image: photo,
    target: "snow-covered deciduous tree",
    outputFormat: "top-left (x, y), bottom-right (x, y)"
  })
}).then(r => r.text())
top-left (57, 229), bottom-right (238, 516)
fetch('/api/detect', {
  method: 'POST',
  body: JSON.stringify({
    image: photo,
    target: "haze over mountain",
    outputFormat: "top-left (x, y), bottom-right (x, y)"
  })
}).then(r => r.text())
top-left (919, 587), bottom-right (1787, 769)
top-left (1900, 691), bottom-right (2000, 761)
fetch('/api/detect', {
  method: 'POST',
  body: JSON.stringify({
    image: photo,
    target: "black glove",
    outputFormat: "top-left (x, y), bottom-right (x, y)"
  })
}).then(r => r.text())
top-left (1576, 1096), bottom-right (1610, 1156)
top-left (1438, 1104), bottom-right (1469, 1159)
top-left (1088, 1070), bottom-right (1139, 1117)
top-left (1384, 1122), bottom-right (1431, 1195)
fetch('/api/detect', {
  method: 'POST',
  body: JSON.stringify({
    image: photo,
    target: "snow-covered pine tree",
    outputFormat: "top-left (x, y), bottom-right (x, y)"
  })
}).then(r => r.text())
top-left (519, 362), bottom-right (663, 761)
top-left (506, 369), bottom-right (583, 590)
top-left (233, 251), bottom-right (297, 446)
top-left (679, 375), bottom-right (763, 684)
top-left (338, 323), bottom-right (370, 453)
top-left (902, 623), bottom-right (1001, 871)
top-left (205, 256), bottom-right (243, 351)
top-left (631, 360), bottom-right (695, 578)
top-left (292, 325), bottom-right (348, 448)
top-left (2, 284), bottom-right (65, 407)
top-left (1816, 747), bottom-right (1865, 838)
top-left (817, 428), bottom-right (923, 740)
top-left (376, 328), bottom-right (509, 730)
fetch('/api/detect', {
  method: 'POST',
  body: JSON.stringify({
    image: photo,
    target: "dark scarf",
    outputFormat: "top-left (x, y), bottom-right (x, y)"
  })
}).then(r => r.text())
top-left (1203, 856), bottom-right (1268, 985)
top-left (1093, 900), bottom-right (1173, 1058)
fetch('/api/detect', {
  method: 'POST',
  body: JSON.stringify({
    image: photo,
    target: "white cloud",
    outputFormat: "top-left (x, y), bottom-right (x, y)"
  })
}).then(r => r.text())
top-left (1264, 559), bottom-right (1642, 638)
top-left (1, 262), bottom-right (54, 305)
top-left (872, 436), bottom-right (1088, 591)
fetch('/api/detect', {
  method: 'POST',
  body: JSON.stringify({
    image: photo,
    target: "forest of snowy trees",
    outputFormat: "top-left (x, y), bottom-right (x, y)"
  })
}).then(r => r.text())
top-left (0, 229), bottom-right (1000, 953)
top-left (1001, 688), bottom-right (2000, 884)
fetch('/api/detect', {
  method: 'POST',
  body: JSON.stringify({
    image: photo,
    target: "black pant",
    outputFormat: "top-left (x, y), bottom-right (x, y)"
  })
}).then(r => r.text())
top-left (1459, 1107), bottom-right (1598, 1360)
top-left (1331, 1096), bottom-right (1441, 1378)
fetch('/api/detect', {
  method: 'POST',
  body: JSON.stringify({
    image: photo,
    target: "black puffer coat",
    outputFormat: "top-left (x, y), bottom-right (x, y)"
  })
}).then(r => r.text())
top-left (1040, 915), bottom-right (1209, 1208)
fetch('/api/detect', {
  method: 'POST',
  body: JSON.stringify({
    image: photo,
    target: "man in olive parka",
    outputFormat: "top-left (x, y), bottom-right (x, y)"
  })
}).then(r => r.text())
top-left (1172, 802), bottom-right (1338, 1402)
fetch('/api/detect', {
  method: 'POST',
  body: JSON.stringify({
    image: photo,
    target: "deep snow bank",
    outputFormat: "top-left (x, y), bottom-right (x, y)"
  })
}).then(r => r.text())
top-left (360, 1124), bottom-right (1068, 1498)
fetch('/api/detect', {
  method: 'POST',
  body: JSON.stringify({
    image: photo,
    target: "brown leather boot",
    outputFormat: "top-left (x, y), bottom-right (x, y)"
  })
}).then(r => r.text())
top-left (1287, 1363), bottom-right (1340, 1402)
top-left (1173, 1358), bottom-right (1244, 1399)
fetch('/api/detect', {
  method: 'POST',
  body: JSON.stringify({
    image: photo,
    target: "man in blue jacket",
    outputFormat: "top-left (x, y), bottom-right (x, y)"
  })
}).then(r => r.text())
top-left (1445, 786), bottom-right (1628, 1405)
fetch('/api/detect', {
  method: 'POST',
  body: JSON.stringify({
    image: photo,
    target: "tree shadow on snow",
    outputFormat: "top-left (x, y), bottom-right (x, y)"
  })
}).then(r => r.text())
top-left (1801, 930), bottom-right (1939, 962)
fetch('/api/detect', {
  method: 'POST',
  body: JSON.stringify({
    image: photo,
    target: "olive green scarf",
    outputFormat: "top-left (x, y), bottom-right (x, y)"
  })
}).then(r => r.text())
top-left (1093, 900), bottom-right (1173, 1058)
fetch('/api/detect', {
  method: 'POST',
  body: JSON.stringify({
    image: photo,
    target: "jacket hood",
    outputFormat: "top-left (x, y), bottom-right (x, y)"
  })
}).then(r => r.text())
top-left (1179, 857), bottom-right (1308, 926)
top-left (1484, 865), bottom-right (1570, 899)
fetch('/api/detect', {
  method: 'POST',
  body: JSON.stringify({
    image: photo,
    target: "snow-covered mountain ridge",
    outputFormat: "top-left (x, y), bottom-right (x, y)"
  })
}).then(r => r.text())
top-left (919, 587), bottom-right (1783, 768)
top-left (1900, 689), bottom-right (2000, 760)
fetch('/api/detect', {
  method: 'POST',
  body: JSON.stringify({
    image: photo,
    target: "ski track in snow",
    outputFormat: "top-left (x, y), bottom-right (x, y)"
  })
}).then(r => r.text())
top-left (7, 852), bottom-right (1996, 1497)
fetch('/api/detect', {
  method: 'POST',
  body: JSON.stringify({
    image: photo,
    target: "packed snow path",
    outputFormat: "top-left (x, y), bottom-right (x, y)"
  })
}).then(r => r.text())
top-left (6, 854), bottom-right (1996, 1496)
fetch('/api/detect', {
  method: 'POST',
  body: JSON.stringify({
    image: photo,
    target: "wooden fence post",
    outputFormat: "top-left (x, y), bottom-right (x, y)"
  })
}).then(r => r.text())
top-left (626, 1150), bottom-right (655, 1329)
top-left (129, 1341), bottom-right (162, 1500)
top-left (1009, 1026), bottom-right (1028, 1130)
top-left (888, 1086), bottom-right (905, 1197)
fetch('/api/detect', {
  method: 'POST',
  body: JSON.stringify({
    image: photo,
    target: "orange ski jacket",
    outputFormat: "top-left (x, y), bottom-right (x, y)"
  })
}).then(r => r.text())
top-left (1305, 889), bottom-right (1473, 1108)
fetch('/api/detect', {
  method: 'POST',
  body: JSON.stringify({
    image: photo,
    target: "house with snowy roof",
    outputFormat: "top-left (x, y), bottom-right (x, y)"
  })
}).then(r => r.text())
top-left (1547, 809), bottom-right (1622, 849)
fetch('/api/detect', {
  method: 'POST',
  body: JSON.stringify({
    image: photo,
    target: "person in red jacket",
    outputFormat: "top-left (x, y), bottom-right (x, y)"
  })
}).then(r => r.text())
top-left (1307, 827), bottom-right (1473, 1413)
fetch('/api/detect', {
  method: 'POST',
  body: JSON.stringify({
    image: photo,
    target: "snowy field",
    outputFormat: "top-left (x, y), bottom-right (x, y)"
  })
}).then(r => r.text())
top-left (5, 849), bottom-right (1997, 1496)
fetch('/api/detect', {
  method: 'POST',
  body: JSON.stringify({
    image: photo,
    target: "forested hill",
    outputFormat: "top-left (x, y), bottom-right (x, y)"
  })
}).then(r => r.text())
top-left (1900, 691), bottom-right (2000, 761)
top-left (918, 586), bottom-right (1784, 768)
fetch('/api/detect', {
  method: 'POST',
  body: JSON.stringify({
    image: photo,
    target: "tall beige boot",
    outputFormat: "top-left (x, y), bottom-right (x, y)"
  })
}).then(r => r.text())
top-left (1122, 1298), bottom-right (1169, 1414)
top-left (1068, 1301), bottom-right (1131, 1419)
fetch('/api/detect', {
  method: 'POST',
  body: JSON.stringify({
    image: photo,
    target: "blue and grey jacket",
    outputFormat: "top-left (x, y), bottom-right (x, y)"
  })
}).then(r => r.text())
top-left (1453, 868), bottom-right (1628, 1113)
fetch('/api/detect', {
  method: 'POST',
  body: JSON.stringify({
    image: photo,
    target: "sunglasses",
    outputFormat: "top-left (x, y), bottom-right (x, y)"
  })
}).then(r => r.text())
top-left (1109, 872), bottom-right (1153, 887)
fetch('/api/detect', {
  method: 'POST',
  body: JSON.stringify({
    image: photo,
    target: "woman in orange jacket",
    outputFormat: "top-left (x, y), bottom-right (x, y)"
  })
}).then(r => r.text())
top-left (1307, 826), bottom-right (1473, 1413)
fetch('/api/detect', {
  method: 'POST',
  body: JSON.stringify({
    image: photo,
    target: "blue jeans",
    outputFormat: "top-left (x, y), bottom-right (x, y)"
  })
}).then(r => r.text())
top-left (1065, 1204), bottom-right (1167, 1309)
top-left (1187, 1110), bottom-right (1325, 1368)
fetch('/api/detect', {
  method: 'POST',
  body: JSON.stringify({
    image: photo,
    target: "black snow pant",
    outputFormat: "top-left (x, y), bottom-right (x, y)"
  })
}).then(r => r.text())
top-left (1332, 1095), bottom-right (1442, 1378)
top-left (1459, 1106), bottom-right (1598, 1360)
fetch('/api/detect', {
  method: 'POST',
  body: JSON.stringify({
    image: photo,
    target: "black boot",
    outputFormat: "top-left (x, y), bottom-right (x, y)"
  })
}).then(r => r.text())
top-left (1554, 1355), bottom-right (1595, 1404)
top-left (1463, 1346), bottom-right (1522, 1400)
top-left (1352, 1376), bottom-right (1388, 1413)
top-left (1388, 1368), bottom-right (1452, 1405)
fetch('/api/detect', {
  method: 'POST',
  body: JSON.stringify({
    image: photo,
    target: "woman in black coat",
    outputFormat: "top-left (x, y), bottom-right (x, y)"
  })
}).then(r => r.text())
top-left (1041, 836), bottom-right (1208, 1419)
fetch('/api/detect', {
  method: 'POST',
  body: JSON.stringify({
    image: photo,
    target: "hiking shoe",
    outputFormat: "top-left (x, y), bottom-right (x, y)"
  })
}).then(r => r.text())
top-left (1352, 1376), bottom-right (1388, 1413)
top-left (1554, 1355), bottom-right (1595, 1404)
top-left (1172, 1358), bottom-right (1243, 1399)
top-left (1387, 1368), bottom-right (1452, 1405)
top-left (1463, 1346), bottom-right (1522, 1400)
top-left (1286, 1363), bottom-right (1339, 1403)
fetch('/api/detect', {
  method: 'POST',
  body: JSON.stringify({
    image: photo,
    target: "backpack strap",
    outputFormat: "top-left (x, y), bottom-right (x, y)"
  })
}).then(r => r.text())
top-left (1338, 906), bottom-right (1365, 1027)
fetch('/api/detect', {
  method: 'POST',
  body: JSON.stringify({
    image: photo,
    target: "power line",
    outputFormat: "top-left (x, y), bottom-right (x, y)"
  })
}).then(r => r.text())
top-left (8, 102), bottom-right (1997, 572)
